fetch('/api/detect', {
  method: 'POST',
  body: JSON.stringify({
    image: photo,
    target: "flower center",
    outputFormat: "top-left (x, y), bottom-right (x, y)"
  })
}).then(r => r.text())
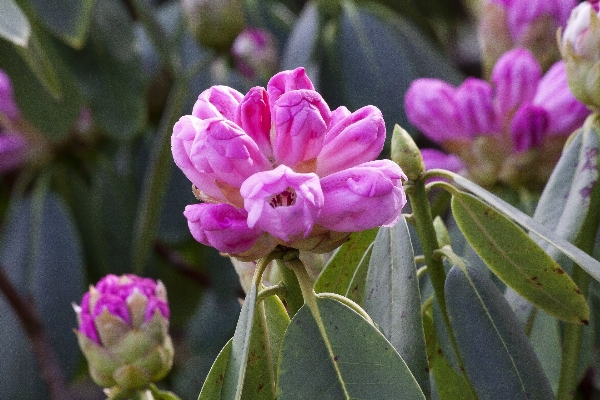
top-left (269, 188), bottom-right (297, 208)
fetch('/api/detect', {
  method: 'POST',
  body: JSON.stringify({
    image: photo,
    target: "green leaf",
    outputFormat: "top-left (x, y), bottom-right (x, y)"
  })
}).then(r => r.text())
top-left (344, 241), bottom-right (373, 304)
top-left (422, 298), bottom-right (477, 400)
top-left (451, 190), bottom-right (589, 324)
top-left (26, 0), bottom-right (94, 48)
top-left (529, 311), bottom-right (561, 394)
top-left (277, 297), bottom-right (426, 399)
top-left (319, 1), bottom-right (462, 140)
top-left (0, 190), bottom-right (86, 399)
top-left (200, 276), bottom-right (290, 399)
top-left (314, 227), bottom-right (378, 295)
top-left (363, 217), bottom-right (430, 398)
top-left (198, 339), bottom-right (232, 399)
top-left (60, 0), bottom-right (147, 139)
top-left (0, 0), bottom-right (30, 47)
top-left (445, 265), bottom-right (555, 400)
top-left (281, 1), bottom-right (319, 72)
top-left (451, 174), bottom-right (600, 284)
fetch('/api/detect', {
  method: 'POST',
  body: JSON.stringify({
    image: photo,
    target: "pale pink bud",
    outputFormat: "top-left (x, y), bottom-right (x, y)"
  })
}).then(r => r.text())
top-left (509, 103), bottom-right (549, 152)
top-left (235, 86), bottom-right (273, 158)
top-left (316, 105), bottom-right (386, 177)
top-left (271, 89), bottom-right (331, 168)
top-left (317, 160), bottom-right (407, 232)
top-left (240, 165), bottom-right (323, 242)
top-left (192, 85), bottom-right (244, 120)
top-left (492, 48), bottom-right (542, 121)
top-left (231, 28), bottom-right (278, 80)
top-left (0, 70), bottom-right (19, 120)
top-left (503, 0), bottom-right (574, 41)
top-left (266, 67), bottom-right (315, 105)
top-left (562, 2), bottom-right (599, 56)
top-left (404, 79), bottom-right (462, 142)
top-left (454, 78), bottom-right (498, 137)
top-left (184, 203), bottom-right (262, 254)
top-left (533, 61), bottom-right (590, 135)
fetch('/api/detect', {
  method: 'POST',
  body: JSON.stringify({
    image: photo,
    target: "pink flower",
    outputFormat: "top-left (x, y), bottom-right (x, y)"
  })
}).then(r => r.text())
top-left (0, 69), bottom-right (19, 120)
top-left (172, 67), bottom-right (407, 258)
top-left (405, 48), bottom-right (590, 188)
top-left (231, 28), bottom-right (278, 80)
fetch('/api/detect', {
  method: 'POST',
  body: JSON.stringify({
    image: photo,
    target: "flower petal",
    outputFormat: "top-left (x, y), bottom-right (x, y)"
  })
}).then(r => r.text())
top-left (235, 86), bottom-right (273, 158)
top-left (318, 160), bottom-right (407, 232)
top-left (192, 85), bottom-right (244, 120)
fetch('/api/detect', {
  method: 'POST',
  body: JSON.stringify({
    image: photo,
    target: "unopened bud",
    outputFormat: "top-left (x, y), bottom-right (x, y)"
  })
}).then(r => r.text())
top-left (231, 28), bottom-right (279, 81)
top-left (560, 2), bottom-right (600, 110)
top-left (182, 0), bottom-right (245, 51)
top-left (391, 124), bottom-right (425, 181)
top-left (74, 274), bottom-right (173, 393)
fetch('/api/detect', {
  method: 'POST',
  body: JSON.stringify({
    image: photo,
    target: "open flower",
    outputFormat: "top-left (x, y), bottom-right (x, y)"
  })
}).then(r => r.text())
top-left (74, 274), bottom-right (173, 393)
top-left (478, 0), bottom-right (576, 73)
top-left (405, 48), bottom-right (590, 190)
top-left (172, 67), bottom-right (407, 260)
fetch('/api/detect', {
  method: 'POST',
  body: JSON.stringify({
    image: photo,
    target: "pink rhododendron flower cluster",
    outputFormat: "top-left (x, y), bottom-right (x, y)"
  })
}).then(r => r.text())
top-left (172, 67), bottom-right (407, 260)
top-left (405, 48), bottom-right (590, 189)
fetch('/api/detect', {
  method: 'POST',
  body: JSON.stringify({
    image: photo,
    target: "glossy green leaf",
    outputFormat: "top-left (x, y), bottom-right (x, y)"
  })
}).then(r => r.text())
top-left (281, 0), bottom-right (319, 72)
top-left (0, 190), bottom-right (85, 399)
top-left (344, 242), bottom-right (373, 305)
top-left (277, 297), bottom-right (426, 399)
top-left (199, 282), bottom-right (290, 399)
top-left (529, 311), bottom-right (561, 394)
top-left (315, 227), bottom-right (378, 295)
top-left (445, 265), bottom-right (555, 400)
top-left (26, 0), bottom-right (94, 48)
top-left (319, 1), bottom-right (462, 140)
top-left (363, 217), bottom-right (430, 398)
top-left (452, 174), bottom-right (600, 283)
top-left (0, 0), bottom-right (30, 47)
top-left (451, 190), bottom-right (589, 324)
top-left (422, 298), bottom-right (477, 400)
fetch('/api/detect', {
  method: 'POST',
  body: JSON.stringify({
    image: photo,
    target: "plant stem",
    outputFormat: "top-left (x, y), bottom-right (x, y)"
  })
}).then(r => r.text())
top-left (406, 180), bottom-right (450, 330)
top-left (556, 265), bottom-right (591, 400)
top-left (131, 77), bottom-right (190, 274)
top-left (0, 265), bottom-right (75, 400)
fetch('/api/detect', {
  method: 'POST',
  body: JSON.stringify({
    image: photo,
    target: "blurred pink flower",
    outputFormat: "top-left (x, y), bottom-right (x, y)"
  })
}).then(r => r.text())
top-left (405, 48), bottom-right (590, 189)
top-left (231, 28), bottom-right (278, 81)
top-left (172, 67), bottom-right (407, 259)
top-left (0, 69), bottom-right (26, 172)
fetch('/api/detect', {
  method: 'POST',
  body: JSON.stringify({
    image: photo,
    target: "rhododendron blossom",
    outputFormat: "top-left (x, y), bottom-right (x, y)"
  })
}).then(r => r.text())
top-left (172, 67), bottom-right (407, 259)
top-left (405, 48), bottom-right (590, 189)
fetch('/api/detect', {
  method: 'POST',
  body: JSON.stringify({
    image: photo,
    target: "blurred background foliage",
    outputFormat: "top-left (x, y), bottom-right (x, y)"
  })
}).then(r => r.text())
top-left (0, 0), bottom-right (475, 398)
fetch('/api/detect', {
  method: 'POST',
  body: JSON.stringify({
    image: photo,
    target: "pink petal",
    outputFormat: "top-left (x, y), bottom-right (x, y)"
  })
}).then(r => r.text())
top-left (271, 89), bottom-right (331, 168)
top-left (266, 67), bottom-right (315, 105)
top-left (421, 148), bottom-right (466, 173)
top-left (454, 78), bottom-right (498, 137)
top-left (240, 165), bottom-right (323, 242)
top-left (534, 61), bottom-right (590, 135)
top-left (316, 105), bottom-right (386, 177)
top-left (192, 86), bottom-right (244, 120)
top-left (404, 78), bottom-right (462, 143)
top-left (509, 103), bottom-right (549, 152)
top-left (235, 86), bottom-right (273, 158)
top-left (491, 48), bottom-right (541, 122)
top-left (317, 160), bottom-right (407, 232)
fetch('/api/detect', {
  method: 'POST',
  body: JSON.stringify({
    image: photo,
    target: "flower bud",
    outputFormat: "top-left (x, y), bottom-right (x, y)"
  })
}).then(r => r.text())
top-left (231, 28), bottom-right (279, 81)
top-left (182, 0), bottom-right (245, 51)
top-left (74, 275), bottom-right (173, 392)
top-left (390, 124), bottom-right (425, 181)
top-left (0, 133), bottom-right (26, 172)
top-left (560, 2), bottom-right (600, 110)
